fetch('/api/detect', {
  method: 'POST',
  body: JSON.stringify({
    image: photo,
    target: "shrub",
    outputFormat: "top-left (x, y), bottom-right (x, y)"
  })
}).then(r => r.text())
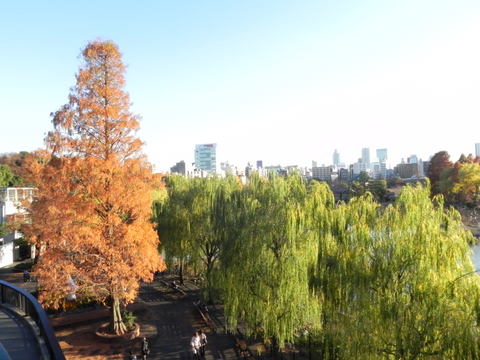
top-left (122, 310), bottom-right (137, 331)
top-left (12, 261), bottom-right (34, 272)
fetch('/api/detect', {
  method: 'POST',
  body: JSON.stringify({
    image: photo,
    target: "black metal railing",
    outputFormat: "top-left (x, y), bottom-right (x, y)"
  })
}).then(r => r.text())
top-left (0, 280), bottom-right (65, 360)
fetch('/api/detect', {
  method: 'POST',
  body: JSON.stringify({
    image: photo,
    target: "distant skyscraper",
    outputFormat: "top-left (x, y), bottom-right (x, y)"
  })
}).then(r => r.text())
top-left (408, 155), bottom-right (418, 164)
top-left (332, 150), bottom-right (340, 167)
top-left (361, 148), bottom-right (371, 170)
top-left (376, 148), bottom-right (387, 162)
top-left (256, 160), bottom-right (263, 169)
top-left (476, 143), bottom-right (480, 157)
top-left (194, 143), bottom-right (217, 173)
top-left (312, 165), bottom-right (333, 183)
top-left (170, 160), bottom-right (186, 175)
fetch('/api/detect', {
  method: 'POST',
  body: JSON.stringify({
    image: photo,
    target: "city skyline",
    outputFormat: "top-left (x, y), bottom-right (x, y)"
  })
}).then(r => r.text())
top-left (169, 143), bottom-right (476, 174)
top-left (1, 2), bottom-right (479, 172)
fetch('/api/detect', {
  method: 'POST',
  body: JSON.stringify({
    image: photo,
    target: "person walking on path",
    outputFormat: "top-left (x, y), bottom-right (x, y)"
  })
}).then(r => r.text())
top-left (23, 270), bottom-right (30, 282)
top-left (129, 349), bottom-right (137, 360)
top-left (141, 337), bottom-right (150, 360)
top-left (199, 330), bottom-right (207, 357)
top-left (190, 331), bottom-right (201, 358)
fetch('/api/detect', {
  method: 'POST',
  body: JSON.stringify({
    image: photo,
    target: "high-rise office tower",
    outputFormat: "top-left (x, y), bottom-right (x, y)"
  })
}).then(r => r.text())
top-left (408, 155), bottom-right (418, 164)
top-left (194, 143), bottom-right (217, 173)
top-left (332, 150), bottom-right (340, 167)
top-left (361, 148), bottom-right (371, 170)
top-left (376, 148), bottom-right (388, 162)
top-left (476, 143), bottom-right (480, 158)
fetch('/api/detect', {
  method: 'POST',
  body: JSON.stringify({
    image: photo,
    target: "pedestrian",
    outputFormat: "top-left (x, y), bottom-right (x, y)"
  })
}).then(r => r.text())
top-left (141, 337), bottom-right (150, 360)
top-left (129, 349), bottom-right (137, 360)
top-left (199, 330), bottom-right (207, 357)
top-left (23, 270), bottom-right (30, 282)
top-left (190, 331), bottom-right (201, 358)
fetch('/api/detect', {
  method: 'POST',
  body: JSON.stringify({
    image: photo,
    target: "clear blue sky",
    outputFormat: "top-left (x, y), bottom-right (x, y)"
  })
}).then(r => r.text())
top-left (1, 1), bottom-right (479, 171)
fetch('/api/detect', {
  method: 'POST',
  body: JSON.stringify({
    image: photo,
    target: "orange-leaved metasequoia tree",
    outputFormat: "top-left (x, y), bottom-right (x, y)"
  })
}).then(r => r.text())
top-left (22, 39), bottom-right (165, 334)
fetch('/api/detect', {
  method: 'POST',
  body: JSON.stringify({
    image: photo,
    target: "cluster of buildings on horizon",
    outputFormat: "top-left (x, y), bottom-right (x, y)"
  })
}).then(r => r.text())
top-left (155, 143), bottom-right (480, 183)
top-left (2, 144), bottom-right (480, 268)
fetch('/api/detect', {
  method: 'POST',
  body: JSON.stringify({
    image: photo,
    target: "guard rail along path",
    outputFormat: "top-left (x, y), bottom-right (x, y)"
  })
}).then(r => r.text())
top-left (193, 302), bottom-right (218, 333)
top-left (0, 279), bottom-right (66, 360)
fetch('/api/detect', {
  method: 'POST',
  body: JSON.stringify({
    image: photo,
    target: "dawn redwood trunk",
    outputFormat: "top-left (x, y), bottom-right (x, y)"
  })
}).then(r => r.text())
top-left (109, 296), bottom-right (127, 335)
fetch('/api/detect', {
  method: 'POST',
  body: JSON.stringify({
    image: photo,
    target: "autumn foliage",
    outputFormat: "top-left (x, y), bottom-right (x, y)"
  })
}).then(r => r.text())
top-left (426, 150), bottom-right (453, 197)
top-left (23, 39), bottom-right (165, 334)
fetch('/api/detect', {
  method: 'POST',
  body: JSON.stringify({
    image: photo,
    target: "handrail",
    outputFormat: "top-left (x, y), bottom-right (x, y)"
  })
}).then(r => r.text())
top-left (0, 280), bottom-right (66, 360)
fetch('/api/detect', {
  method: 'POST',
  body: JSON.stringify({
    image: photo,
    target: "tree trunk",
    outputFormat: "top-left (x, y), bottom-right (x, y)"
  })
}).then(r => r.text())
top-left (205, 257), bottom-right (215, 303)
top-left (34, 244), bottom-right (41, 265)
top-left (179, 260), bottom-right (185, 285)
top-left (108, 296), bottom-right (127, 335)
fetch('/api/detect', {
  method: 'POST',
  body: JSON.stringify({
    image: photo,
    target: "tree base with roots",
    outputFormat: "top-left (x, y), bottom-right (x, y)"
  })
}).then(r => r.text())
top-left (95, 323), bottom-right (140, 343)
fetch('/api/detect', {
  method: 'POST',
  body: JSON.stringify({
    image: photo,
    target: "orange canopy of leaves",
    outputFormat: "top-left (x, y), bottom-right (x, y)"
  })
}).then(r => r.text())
top-left (22, 39), bottom-right (165, 311)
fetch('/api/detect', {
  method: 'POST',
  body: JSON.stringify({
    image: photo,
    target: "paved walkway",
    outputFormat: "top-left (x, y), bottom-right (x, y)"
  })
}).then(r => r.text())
top-left (0, 261), bottom-right (44, 360)
top-left (134, 275), bottom-right (252, 359)
top-left (49, 273), bottom-right (271, 359)
top-left (0, 306), bottom-right (43, 360)
top-left (0, 262), bottom-right (280, 359)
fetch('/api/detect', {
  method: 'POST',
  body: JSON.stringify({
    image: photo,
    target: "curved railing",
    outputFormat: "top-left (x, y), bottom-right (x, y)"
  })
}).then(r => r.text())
top-left (0, 280), bottom-right (66, 360)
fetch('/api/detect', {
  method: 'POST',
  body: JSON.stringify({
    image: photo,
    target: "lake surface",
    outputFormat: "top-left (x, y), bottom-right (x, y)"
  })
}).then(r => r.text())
top-left (472, 242), bottom-right (480, 270)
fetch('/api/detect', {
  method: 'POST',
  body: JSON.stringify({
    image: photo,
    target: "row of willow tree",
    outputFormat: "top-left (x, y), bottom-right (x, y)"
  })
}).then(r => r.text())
top-left (155, 173), bottom-right (480, 359)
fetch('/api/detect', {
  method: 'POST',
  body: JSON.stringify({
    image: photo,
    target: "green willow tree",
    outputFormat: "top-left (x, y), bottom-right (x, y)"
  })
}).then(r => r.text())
top-left (218, 173), bottom-right (324, 347)
top-left (314, 183), bottom-right (480, 359)
top-left (185, 176), bottom-right (226, 285)
top-left (156, 175), bottom-right (193, 282)
top-left (157, 174), bottom-right (242, 299)
top-left (205, 174), bottom-right (243, 300)
top-left (158, 172), bottom-right (480, 358)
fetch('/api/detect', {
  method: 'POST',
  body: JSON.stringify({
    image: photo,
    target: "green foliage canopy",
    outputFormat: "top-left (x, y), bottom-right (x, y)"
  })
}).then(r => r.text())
top-left (0, 164), bottom-right (16, 187)
top-left (315, 185), bottom-right (480, 358)
top-left (156, 173), bottom-right (480, 358)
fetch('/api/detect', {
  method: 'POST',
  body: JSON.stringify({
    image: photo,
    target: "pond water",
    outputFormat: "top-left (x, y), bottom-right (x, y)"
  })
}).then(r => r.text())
top-left (471, 242), bottom-right (480, 270)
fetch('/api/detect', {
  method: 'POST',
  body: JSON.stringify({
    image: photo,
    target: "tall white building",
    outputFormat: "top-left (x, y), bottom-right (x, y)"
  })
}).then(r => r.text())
top-left (475, 143), bottom-right (480, 158)
top-left (332, 150), bottom-right (340, 167)
top-left (418, 159), bottom-right (425, 177)
top-left (361, 148), bottom-right (371, 171)
top-left (375, 148), bottom-right (388, 178)
top-left (376, 148), bottom-right (388, 162)
top-left (194, 143), bottom-right (217, 174)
